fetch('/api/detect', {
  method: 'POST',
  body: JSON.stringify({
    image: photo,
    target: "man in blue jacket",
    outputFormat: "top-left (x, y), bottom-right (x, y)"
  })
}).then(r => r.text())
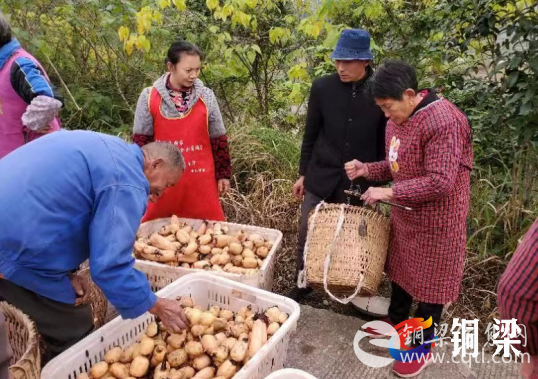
top-left (0, 130), bottom-right (188, 363)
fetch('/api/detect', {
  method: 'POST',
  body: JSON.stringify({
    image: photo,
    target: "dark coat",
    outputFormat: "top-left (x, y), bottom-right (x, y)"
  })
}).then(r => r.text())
top-left (299, 70), bottom-right (387, 200)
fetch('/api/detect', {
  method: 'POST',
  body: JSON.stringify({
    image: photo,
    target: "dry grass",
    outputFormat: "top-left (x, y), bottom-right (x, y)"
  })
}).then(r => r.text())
top-left (444, 253), bottom-right (507, 348)
top-left (221, 173), bottom-right (368, 316)
top-left (221, 175), bottom-right (302, 299)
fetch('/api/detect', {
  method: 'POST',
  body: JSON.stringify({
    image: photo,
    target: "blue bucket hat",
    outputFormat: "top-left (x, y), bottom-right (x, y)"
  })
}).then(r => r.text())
top-left (330, 29), bottom-right (373, 61)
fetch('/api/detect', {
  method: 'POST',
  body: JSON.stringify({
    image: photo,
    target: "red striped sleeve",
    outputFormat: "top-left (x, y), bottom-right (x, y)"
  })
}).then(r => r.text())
top-left (133, 134), bottom-right (154, 147)
top-left (210, 135), bottom-right (231, 180)
top-left (366, 160), bottom-right (392, 182)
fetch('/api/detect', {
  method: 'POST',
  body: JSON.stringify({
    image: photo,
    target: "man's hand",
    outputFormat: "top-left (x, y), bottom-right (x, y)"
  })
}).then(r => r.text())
top-left (69, 273), bottom-right (91, 306)
top-left (218, 179), bottom-right (230, 196)
top-left (149, 297), bottom-right (189, 333)
top-left (345, 160), bottom-right (369, 180)
top-left (361, 187), bottom-right (393, 206)
top-left (293, 176), bottom-right (306, 199)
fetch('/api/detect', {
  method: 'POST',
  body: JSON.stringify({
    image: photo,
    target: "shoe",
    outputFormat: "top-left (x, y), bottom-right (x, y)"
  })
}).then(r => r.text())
top-left (286, 287), bottom-right (313, 302)
top-left (364, 316), bottom-right (396, 339)
top-left (392, 352), bottom-right (433, 378)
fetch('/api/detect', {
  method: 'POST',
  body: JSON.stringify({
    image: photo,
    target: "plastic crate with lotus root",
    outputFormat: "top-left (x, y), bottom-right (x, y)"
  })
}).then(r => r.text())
top-left (133, 216), bottom-right (283, 291)
top-left (40, 272), bottom-right (300, 379)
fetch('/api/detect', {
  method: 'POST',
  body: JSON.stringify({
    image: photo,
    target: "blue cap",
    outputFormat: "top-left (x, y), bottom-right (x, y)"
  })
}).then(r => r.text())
top-left (330, 29), bottom-right (374, 61)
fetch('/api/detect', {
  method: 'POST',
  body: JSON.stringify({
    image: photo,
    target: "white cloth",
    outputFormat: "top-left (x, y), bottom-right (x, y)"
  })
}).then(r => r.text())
top-left (21, 95), bottom-right (62, 131)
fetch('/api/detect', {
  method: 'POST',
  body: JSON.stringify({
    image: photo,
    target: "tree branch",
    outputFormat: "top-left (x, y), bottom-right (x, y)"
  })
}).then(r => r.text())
top-left (44, 55), bottom-right (82, 111)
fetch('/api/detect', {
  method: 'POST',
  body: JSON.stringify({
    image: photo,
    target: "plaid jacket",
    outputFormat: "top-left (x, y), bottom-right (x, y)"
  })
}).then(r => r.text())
top-left (366, 98), bottom-right (473, 304)
top-left (498, 219), bottom-right (538, 355)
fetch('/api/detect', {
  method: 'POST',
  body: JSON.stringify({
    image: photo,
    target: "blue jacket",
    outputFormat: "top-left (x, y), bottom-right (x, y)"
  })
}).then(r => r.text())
top-left (0, 130), bottom-right (156, 319)
top-left (0, 39), bottom-right (63, 104)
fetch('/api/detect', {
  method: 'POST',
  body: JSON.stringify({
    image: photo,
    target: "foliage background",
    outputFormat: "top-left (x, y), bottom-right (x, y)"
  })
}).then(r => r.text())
top-left (2, 0), bottom-right (537, 326)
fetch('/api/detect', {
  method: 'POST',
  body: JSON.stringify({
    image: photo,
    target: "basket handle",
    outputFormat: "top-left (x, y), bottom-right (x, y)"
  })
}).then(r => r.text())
top-left (297, 201), bottom-right (326, 289)
top-left (10, 359), bottom-right (37, 379)
top-left (322, 204), bottom-right (365, 304)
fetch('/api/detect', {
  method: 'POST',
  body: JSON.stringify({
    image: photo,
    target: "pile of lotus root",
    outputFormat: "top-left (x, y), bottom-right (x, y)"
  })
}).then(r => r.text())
top-left (133, 216), bottom-right (273, 275)
top-left (80, 297), bottom-right (289, 379)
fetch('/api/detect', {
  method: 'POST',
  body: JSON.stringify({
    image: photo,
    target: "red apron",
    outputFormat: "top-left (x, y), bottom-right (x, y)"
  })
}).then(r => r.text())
top-left (141, 87), bottom-right (225, 222)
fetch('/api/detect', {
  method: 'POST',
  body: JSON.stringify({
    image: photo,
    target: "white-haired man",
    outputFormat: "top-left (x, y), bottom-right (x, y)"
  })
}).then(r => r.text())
top-left (0, 130), bottom-right (188, 363)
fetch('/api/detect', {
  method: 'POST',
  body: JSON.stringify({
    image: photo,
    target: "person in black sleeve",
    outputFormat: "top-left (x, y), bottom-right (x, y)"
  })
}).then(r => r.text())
top-left (288, 29), bottom-right (387, 301)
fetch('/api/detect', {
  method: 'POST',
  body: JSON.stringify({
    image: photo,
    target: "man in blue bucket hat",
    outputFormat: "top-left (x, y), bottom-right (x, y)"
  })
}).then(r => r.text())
top-left (330, 28), bottom-right (374, 61)
top-left (289, 29), bottom-right (387, 301)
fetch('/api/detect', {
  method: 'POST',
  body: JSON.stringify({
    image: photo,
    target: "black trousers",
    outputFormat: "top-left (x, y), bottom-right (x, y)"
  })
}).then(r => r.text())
top-left (0, 279), bottom-right (94, 365)
top-left (389, 281), bottom-right (443, 348)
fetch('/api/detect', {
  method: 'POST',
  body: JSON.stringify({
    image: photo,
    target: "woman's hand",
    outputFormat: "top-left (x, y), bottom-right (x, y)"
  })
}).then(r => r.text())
top-left (345, 160), bottom-right (369, 180)
top-left (218, 179), bottom-right (230, 196)
top-left (361, 187), bottom-right (393, 206)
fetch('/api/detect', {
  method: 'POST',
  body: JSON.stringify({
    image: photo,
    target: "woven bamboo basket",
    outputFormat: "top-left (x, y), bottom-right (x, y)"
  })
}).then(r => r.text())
top-left (76, 263), bottom-right (108, 329)
top-left (303, 203), bottom-right (391, 301)
top-left (1, 302), bottom-right (40, 379)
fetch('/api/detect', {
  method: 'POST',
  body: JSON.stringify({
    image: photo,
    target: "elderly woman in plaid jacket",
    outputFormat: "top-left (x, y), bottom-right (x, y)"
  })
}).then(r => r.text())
top-left (498, 218), bottom-right (538, 379)
top-left (346, 60), bottom-right (473, 378)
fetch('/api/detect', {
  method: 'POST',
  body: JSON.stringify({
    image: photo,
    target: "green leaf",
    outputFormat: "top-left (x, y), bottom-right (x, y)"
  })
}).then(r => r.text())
top-left (288, 63), bottom-right (309, 80)
top-left (370, 37), bottom-right (382, 53)
top-left (157, 0), bottom-right (171, 9)
top-left (173, 0), bottom-right (186, 10)
top-left (506, 92), bottom-right (523, 105)
top-left (523, 89), bottom-right (534, 103)
top-left (252, 44), bottom-right (262, 55)
top-left (269, 28), bottom-right (282, 44)
top-left (152, 11), bottom-right (163, 23)
top-left (245, 0), bottom-right (258, 8)
top-left (118, 26), bottom-right (130, 42)
top-left (207, 0), bottom-right (219, 10)
top-left (222, 4), bottom-right (234, 17)
top-left (508, 56), bottom-right (523, 70)
top-left (137, 35), bottom-right (151, 52)
top-left (431, 31), bottom-right (444, 42)
top-left (285, 15), bottom-right (295, 24)
top-left (246, 50), bottom-right (256, 63)
top-left (506, 72), bottom-right (519, 88)
top-left (239, 11), bottom-right (251, 28)
top-left (364, 1), bottom-right (384, 20)
top-left (209, 25), bottom-right (219, 34)
top-left (519, 102), bottom-right (532, 116)
top-left (269, 27), bottom-right (291, 44)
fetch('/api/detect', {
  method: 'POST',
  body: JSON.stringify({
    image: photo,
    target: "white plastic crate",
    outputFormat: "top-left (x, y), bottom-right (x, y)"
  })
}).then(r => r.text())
top-left (135, 217), bottom-right (283, 291)
top-left (41, 272), bottom-right (300, 379)
top-left (265, 368), bottom-right (319, 379)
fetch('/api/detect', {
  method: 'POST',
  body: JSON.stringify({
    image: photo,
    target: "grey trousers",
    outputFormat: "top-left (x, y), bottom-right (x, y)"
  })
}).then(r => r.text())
top-left (0, 280), bottom-right (94, 365)
top-left (0, 313), bottom-right (12, 379)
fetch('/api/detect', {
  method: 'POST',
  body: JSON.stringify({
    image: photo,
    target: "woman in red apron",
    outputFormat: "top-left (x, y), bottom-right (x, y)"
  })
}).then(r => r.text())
top-left (133, 41), bottom-right (231, 222)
